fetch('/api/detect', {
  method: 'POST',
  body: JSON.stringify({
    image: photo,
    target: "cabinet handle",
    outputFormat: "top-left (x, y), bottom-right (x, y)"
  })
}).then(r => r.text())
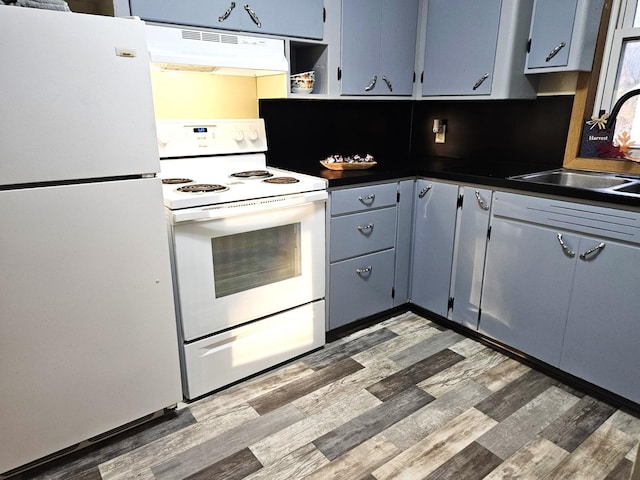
top-left (418, 184), bottom-right (432, 198)
top-left (358, 194), bottom-right (375, 204)
top-left (382, 75), bottom-right (393, 92)
top-left (218, 1), bottom-right (236, 22)
top-left (244, 3), bottom-right (261, 27)
top-left (357, 223), bottom-right (374, 233)
top-left (364, 75), bottom-right (377, 91)
top-left (472, 73), bottom-right (489, 90)
top-left (546, 42), bottom-right (566, 62)
top-left (474, 190), bottom-right (490, 210)
top-left (579, 242), bottom-right (605, 260)
top-left (557, 233), bottom-right (575, 258)
top-left (356, 266), bottom-right (373, 275)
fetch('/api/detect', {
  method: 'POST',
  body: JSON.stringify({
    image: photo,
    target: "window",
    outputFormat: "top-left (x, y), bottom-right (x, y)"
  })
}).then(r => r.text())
top-left (597, 0), bottom-right (640, 152)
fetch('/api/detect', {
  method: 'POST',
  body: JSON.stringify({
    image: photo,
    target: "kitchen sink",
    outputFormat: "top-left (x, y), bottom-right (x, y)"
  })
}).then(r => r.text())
top-left (614, 182), bottom-right (640, 194)
top-left (508, 168), bottom-right (640, 198)
top-left (510, 169), bottom-right (631, 190)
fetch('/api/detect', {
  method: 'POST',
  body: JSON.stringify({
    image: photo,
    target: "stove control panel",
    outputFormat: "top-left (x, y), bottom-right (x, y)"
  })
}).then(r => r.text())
top-left (156, 119), bottom-right (267, 158)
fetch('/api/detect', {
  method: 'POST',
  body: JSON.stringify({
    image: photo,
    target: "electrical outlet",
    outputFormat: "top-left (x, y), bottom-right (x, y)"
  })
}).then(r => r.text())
top-left (435, 125), bottom-right (446, 143)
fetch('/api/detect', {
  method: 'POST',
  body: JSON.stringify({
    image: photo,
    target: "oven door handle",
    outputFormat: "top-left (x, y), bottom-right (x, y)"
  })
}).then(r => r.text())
top-left (170, 190), bottom-right (328, 223)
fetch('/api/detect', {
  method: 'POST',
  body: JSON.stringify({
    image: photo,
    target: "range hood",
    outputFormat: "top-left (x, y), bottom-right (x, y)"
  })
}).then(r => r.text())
top-left (144, 23), bottom-right (288, 76)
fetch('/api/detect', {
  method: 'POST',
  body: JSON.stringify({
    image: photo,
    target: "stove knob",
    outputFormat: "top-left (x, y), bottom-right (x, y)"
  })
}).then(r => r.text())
top-left (234, 130), bottom-right (245, 142)
top-left (248, 129), bottom-right (259, 141)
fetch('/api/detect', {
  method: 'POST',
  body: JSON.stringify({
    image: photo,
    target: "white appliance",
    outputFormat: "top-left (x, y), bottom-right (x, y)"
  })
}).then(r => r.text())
top-left (0, 7), bottom-right (182, 477)
top-left (157, 119), bottom-right (327, 400)
top-left (143, 23), bottom-right (288, 75)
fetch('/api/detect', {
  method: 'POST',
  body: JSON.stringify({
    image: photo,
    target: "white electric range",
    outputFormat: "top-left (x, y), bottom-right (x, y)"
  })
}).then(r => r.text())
top-left (157, 119), bottom-right (327, 400)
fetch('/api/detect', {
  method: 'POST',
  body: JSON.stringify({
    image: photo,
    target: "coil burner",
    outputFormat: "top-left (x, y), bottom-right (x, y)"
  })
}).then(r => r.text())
top-left (230, 170), bottom-right (273, 179)
top-left (176, 184), bottom-right (229, 193)
top-left (264, 177), bottom-right (300, 184)
top-left (162, 178), bottom-right (194, 184)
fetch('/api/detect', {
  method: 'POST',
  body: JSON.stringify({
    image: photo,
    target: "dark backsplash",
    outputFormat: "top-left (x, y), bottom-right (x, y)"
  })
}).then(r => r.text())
top-left (259, 95), bottom-right (574, 171)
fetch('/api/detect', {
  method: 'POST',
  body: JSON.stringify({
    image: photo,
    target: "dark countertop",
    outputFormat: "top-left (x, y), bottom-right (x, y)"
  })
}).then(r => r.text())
top-left (269, 155), bottom-right (640, 208)
top-left (275, 156), bottom-right (640, 209)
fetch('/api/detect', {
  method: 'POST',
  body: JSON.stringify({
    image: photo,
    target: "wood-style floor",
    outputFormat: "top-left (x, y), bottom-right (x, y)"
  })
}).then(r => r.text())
top-left (16, 311), bottom-right (640, 480)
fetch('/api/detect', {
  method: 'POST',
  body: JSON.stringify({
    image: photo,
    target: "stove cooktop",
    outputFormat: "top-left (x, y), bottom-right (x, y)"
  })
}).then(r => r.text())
top-left (160, 164), bottom-right (326, 210)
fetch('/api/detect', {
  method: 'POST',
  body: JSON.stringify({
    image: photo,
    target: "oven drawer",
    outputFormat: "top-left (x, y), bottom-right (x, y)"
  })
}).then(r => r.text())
top-left (330, 206), bottom-right (397, 262)
top-left (182, 300), bottom-right (325, 400)
top-left (331, 183), bottom-right (397, 215)
top-left (329, 249), bottom-right (395, 330)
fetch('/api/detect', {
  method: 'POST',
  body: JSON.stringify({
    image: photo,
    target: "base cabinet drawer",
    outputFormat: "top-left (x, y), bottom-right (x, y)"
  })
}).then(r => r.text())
top-left (330, 207), bottom-right (397, 261)
top-left (331, 183), bottom-right (398, 215)
top-left (328, 249), bottom-right (395, 330)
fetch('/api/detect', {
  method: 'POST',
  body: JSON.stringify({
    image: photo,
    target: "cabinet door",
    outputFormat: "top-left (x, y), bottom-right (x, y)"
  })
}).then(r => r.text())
top-left (329, 249), bottom-right (395, 330)
top-left (379, 0), bottom-right (419, 95)
top-left (341, 0), bottom-right (383, 95)
top-left (129, 0), bottom-right (323, 39)
top-left (129, 0), bottom-right (241, 30)
top-left (422, 0), bottom-right (501, 96)
top-left (410, 180), bottom-right (458, 316)
top-left (237, 0), bottom-right (324, 39)
top-left (450, 187), bottom-right (492, 329)
top-left (526, 0), bottom-right (577, 69)
top-left (479, 218), bottom-right (576, 366)
top-left (560, 238), bottom-right (640, 403)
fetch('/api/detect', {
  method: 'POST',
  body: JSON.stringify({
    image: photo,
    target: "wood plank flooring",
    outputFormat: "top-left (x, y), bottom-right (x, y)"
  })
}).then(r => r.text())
top-left (14, 311), bottom-right (640, 480)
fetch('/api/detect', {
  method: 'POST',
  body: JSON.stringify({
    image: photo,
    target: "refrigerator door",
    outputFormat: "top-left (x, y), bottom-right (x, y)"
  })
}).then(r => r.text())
top-left (0, 8), bottom-right (160, 185)
top-left (0, 178), bottom-right (182, 474)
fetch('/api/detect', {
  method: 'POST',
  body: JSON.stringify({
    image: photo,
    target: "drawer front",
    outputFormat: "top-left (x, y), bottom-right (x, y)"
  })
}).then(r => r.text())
top-left (331, 183), bottom-right (398, 215)
top-left (329, 249), bottom-right (395, 330)
top-left (330, 207), bottom-right (397, 262)
top-left (182, 301), bottom-right (325, 399)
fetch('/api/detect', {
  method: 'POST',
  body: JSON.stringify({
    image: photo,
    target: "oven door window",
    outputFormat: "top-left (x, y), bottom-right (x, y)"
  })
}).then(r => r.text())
top-left (211, 223), bottom-right (301, 298)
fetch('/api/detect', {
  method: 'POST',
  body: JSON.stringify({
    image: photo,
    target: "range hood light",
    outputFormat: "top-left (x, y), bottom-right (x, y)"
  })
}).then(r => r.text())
top-left (159, 63), bottom-right (219, 73)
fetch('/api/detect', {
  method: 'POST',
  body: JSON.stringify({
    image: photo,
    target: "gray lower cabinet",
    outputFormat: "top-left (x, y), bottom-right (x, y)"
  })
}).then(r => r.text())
top-left (449, 187), bottom-right (492, 329)
top-left (327, 180), bottom-right (411, 330)
top-left (479, 216), bottom-right (576, 366)
top-left (129, 0), bottom-right (324, 40)
top-left (410, 179), bottom-right (458, 316)
top-left (560, 237), bottom-right (640, 403)
top-left (480, 191), bottom-right (640, 403)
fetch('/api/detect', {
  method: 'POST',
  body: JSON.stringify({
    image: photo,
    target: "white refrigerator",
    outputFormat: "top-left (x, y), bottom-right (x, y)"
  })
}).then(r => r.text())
top-left (0, 7), bottom-right (182, 475)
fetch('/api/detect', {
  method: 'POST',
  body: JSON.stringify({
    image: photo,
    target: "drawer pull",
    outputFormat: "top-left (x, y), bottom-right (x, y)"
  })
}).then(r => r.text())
top-left (364, 75), bottom-right (377, 92)
top-left (475, 190), bottom-right (490, 210)
top-left (358, 194), bottom-right (376, 204)
top-left (357, 223), bottom-right (374, 233)
top-left (356, 266), bottom-right (372, 275)
top-left (218, 1), bottom-right (236, 22)
top-left (546, 42), bottom-right (566, 62)
top-left (557, 233), bottom-right (575, 258)
top-left (472, 73), bottom-right (489, 90)
top-left (418, 184), bottom-right (432, 198)
top-left (579, 242), bottom-right (605, 260)
top-left (243, 3), bottom-right (262, 27)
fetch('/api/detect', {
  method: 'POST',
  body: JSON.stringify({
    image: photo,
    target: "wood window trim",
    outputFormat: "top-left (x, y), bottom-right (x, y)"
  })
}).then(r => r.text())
top-left (563, 0), bottom-right (640, 174)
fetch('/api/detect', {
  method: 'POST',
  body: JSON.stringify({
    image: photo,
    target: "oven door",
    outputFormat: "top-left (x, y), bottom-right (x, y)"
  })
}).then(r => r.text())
top-left (171, 196), bottom-right (325, 341)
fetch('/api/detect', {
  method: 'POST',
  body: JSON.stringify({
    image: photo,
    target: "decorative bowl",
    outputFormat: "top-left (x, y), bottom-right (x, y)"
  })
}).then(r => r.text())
top-left (290, 70), bottom-right (315, 93)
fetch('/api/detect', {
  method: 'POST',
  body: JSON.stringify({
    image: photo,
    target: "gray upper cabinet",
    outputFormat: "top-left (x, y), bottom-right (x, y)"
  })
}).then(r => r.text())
top-left (129, 0), bottom-right (324, 39)
top-left (420, 0), bottom-right (538, 99)
top-left (422, 0), bottom-right (501, 96)
top-left (525, 0), bottom-right (604, 73)
top-left (340, 0), bottom-right (419, 96)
